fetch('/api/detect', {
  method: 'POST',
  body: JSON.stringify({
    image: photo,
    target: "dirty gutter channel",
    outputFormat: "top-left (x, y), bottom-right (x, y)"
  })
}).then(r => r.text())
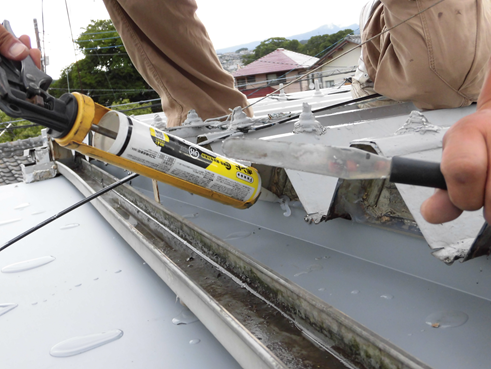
top-left (58, 159), bottom-right (430, 369)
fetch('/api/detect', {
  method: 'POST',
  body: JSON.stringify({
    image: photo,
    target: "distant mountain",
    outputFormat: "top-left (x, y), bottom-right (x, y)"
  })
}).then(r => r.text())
top-left (216, 23), bottom-right (359, 54)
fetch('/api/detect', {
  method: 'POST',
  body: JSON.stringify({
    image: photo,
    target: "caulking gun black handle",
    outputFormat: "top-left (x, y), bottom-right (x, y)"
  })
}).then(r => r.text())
top-left (389, 156), bottom-right (447, 190)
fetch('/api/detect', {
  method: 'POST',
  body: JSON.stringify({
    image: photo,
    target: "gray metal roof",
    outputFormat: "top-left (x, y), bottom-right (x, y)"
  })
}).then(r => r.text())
top-left (0, 177), bottom-right (241, 368)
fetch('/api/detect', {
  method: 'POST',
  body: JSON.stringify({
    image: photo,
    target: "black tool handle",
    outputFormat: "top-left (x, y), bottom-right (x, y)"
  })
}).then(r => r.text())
top-left (390, 156), bottom-right (447, 190)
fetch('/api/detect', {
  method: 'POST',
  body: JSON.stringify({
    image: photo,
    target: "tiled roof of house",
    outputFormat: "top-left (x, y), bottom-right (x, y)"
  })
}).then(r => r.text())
top-left (345, 35), bottom-right (361, 45)
top-left (0, 136), bottom-right (43, 185)
top-left (233, 49), bottom-right (319, 77)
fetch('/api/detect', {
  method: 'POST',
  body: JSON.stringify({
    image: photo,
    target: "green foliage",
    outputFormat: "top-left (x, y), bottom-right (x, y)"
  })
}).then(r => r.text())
top-left (0, 110), bottom-right (42, 144)
top-left (302, 29), bottom-right (354, 56)
top-left (50, 20), bottom-right (159, 106)
top-left (242, 37), bottom-right (305, 65)
top-left (235, 47), bottom-right (248, 53)
top-left (111, 99), bottom-right (154, 115)
top-left (241, 29), bottom-right (354, 65)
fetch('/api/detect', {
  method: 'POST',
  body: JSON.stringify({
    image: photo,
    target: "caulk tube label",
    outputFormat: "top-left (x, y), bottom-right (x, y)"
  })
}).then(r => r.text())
top-left (100, 112), bottom-right (261, 203)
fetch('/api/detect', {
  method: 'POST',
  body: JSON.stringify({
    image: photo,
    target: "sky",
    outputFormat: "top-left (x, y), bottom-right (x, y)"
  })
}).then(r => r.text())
top-left (2, 0), bottom-right (367, 79)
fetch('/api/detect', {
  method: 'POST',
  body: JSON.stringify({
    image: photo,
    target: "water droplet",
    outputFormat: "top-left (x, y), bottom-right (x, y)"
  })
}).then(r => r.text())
top-left (294, 271), bottom-right (308, 277)
top-left (420, 329), bottom-right (425, 332)
top-left (183, 213), bottom-right (199, 219)
top-left (2, 256), bottom-right (55, 273)
top-left (75, 284), bottom-right (82, 287)
top-left (380, 294), bottom-right (394, 300)
top-left (294, 264), bottom-right (323, 277)
top-left (31, 210), bottom-right (45, 215)
top-left (224, 231), bottom-right (252, 241)
top-left (32, 302), bottom-right (38, 306)
top-left (14, 203), bottom-right (30, 210)
top-left (318, 288), bottom-right (326, 292)
top-left (60, 223), bottom-right (80, 230)
top-left (189, 339), bottom-right (201, 345)
top-left (351, 290), bottom-right (360, 295)
top-left (0, 218), bottom-right (22, 226)
top-left (115, 270), bottom-right (122, 274)
top-left (308, 264), bottom-right (323, 272)
top-left (172, 308), bottom-right (199, 325)
top-left (315, 256), bottom-right (330, 261)
top-left (425, 311), bottom-right (468, 329)
top-left (94, 278), bottom-right (99, 281)
top-left (0, 303), bottom-right (17, 317)
top-left (143, 262), bottom-right (147, 265)
top-left (50, 329), bottom-right (124, 357)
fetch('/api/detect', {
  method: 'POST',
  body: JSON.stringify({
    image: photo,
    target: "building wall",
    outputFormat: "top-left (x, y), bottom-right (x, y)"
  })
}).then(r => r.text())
top-left (316, 43), bottom-right (360, 88)
top-left (322, 44), bottom-right (360, 68)
top-left (236, 69), bottom-right (310, 97)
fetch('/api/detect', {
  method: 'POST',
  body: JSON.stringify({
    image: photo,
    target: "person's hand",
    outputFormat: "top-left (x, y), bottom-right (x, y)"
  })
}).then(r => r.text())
top-left (421, 58), bottom-right (491, 224)
top-left (0, 24), bottom-right (41, 68)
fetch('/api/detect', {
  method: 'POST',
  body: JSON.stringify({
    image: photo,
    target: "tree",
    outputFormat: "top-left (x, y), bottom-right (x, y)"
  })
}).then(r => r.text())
top-left (302, 29), bottom-right (354, 57)
top-left (241, 29), bottom-right (354, 65)
top-left (0, 20), bottom-right (160, 143)
top-left (0, 111), bottom-right (41, 144)
top-left (50, 20), bottom-right (159, 107)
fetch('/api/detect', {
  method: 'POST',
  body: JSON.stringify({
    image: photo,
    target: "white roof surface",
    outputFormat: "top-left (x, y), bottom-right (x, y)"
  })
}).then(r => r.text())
top-left (0, 177), bottom-right (240, 368)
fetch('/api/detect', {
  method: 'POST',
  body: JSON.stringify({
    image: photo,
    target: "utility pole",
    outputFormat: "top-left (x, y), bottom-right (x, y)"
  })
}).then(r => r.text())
top-left (33, 19), bottom-right (45, 72)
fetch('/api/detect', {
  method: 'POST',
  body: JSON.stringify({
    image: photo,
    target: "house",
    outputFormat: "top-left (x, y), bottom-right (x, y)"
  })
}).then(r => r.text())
top-left (308, 35), bottom-right (361, 88)
top-left (232, 48), bottom-right (319, 98)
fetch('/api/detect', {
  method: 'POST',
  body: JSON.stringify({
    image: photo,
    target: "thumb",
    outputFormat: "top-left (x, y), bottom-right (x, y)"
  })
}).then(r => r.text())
top-left (477, 57), bottom-right (491, 111)
top-left (0, 24), bottom-right (29, 60)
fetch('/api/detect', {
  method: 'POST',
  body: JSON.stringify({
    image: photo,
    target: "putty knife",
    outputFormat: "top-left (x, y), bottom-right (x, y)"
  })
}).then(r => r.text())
top-left (222, 138), bottom-right (447, 189)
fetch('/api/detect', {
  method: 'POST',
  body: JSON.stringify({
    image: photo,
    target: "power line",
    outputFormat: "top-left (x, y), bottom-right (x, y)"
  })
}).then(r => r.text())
top-left (83, 53), bottom-right (129, 57)
top-left (49, 88), bottom-right (154, 92)
top-left (64, 0), bottom-right (83, 93)
top-left (76, 36), bottom-right (121, 43)
top-left (0, 124), bottom-right (40, 132)
top-left (0, 119), bottom-right (28, 126)
top-left (84, 44), bottom-right (125, 50)
top-left (80, 30), bottom-right (119, 35)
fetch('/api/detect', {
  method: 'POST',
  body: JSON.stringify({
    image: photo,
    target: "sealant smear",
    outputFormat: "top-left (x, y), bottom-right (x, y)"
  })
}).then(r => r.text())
top-left (117, 195), bottom-right (357, 369)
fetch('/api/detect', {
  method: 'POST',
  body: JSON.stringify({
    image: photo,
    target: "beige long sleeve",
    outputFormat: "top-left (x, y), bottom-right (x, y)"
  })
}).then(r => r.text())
top-left (103, 0), bottom-right (252, 126)
top-left (362, 0), bottom-right (491, 110)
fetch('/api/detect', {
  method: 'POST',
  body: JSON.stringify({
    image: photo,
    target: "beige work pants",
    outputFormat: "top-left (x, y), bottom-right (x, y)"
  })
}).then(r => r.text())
top-left (362, 0), bottom-right (491, 110)
top-left (103, 0), bottom-right (252, 127)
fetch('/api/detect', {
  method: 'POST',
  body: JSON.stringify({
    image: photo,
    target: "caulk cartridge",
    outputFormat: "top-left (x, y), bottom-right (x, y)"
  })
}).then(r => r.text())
top-left (92, 111), bottom-right (262, 208)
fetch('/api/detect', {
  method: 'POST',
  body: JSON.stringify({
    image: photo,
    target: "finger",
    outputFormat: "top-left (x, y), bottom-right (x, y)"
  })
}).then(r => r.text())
top-left (421, 189), bottom-right (463, 224)
top-left (0, 24), bottom-right (29, 60)
top-left (30, 48), bottom-right (42, 69)
top-left (17, 35), bottom-right (41, 69)
top-left (18, 34), bottom-right (32, 49)
top-left (440, 114), bottom-right (488, 211)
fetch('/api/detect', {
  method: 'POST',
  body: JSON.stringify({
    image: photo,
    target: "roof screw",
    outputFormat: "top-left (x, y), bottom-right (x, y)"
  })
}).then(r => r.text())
top-left (229, 106), bottom-right (253, 130)
top-left (152, 114), bottom-right (167, 130)
top-left (278, 83), bottom-right (287, 101)
top-left (182, 109), bottom-right (204, 127)
top-left (314, 79), bottom-right (323, 97)
top-left (293, 103), bottom-right (324, 135)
